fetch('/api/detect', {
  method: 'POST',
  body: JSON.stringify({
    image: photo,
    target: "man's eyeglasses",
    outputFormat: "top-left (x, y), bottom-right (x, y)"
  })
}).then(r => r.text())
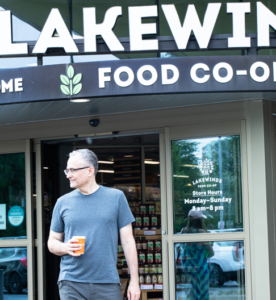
top-left (64, 166), bottom-right (91, 176)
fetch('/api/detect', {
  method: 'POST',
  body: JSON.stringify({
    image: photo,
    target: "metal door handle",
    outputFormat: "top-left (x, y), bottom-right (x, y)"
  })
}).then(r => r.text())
top-left (162, 230), bottom-right (166, 235)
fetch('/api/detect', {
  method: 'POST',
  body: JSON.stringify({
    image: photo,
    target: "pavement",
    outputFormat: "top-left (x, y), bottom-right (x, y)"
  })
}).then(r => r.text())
top-left (3, 289), bottom-right (27, 300)
top-left (177, 281), bottom-right (246, 300)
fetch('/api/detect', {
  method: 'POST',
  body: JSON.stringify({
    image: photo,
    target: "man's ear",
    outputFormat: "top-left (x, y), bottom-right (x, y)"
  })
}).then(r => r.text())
top-left (88, 167), bottom-right (95, 177)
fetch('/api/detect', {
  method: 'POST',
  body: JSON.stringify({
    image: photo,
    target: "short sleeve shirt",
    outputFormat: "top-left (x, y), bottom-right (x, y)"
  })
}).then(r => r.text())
top-left (50, 186), bottom-right (135, 283)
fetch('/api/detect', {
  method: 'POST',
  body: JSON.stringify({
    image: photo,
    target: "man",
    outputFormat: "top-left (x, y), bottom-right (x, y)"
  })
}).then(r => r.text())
top-left (48, 149), bottom-right (140, 300)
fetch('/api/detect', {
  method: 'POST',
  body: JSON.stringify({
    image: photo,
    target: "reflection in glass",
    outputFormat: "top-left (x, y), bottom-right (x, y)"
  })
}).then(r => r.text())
top-left (172, 136), bottom-right (243, 233)
top-left (0, 247), bottom-right (28, 297)
top-left (0, 153), bottom-right (26, 238)
top-left (175, 241), bottom-right (245, 300)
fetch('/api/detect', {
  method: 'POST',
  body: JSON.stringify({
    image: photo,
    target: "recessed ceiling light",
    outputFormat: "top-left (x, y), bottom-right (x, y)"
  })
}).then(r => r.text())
top-left (98, 161), bottom-right (114, 164)
top-left (173, 175), bottom-right (189, 178)
top-left (70, 99), bottom-right (90, 103)
top-left (98, 170), bottom-right (114, 173)
top-left (124, 155), bottom-right (134, 158)
top-left (144, 161), bottom-right (160, 164)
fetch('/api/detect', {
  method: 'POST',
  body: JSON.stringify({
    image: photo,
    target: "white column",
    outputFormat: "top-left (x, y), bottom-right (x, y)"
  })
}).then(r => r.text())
top-left (245, 100), bottom-right (271, 299)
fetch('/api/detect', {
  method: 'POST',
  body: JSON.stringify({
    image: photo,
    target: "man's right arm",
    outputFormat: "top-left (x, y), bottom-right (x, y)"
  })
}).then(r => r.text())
top-left (48, 230), bottom-right (82, 256)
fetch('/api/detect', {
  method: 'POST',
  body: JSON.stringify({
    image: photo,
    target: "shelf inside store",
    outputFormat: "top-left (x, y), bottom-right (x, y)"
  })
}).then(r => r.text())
top-left (133, 229), bottom-right (161, 237)
top-left (140, 289), bottom-right (163, 300)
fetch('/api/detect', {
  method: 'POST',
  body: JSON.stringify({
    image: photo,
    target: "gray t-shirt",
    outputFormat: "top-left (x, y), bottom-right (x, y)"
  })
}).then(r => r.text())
top-left (50, 186), bottom-right (135, 283)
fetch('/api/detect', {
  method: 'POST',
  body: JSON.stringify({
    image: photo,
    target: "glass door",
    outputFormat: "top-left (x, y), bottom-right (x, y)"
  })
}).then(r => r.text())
top-left (163, 122), bottom-right (251, 300)
top-left (0, 140), bottom-right (35, 300)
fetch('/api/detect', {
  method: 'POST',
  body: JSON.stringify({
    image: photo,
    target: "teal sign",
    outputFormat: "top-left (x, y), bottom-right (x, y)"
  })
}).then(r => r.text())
top-left (8, 206), bottom-right (24, 227)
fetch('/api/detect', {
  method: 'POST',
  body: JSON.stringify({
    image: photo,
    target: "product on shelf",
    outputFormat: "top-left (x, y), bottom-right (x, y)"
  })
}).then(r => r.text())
top-left (144, 264), bottom-right (149, 274)
top-left (141, 237), bottom-right (147, 250)
top-left (136, 237), bottom-right (141, 250)
top-left (157, 274), bottom-right (163, 284)
top-left (155, 239), bottom-right (161, 251)
top-left (139, 274), bottom-right (144, 284)
top-left (150, 264), bottom-right (157, 274)
top-left (151, 214), bottom-right (158, 229)
top-left (147, 251), bottom-right (154, 264)
top-left (139, 204), bottom-right (148, 215)
top-left (134, 214), bottom-right (143, 230)
top-left (155, 250), bottom-right (162, 264)
top-left (143, 215), bottom-right (150, 229)
top-left (138, 250), bottom-right (146, 264)
top-left (145, 274), bottom-right (152, 284)
top-left (148, 204), bottom-right (155, 215)
top-left (147, 239), bottom-right (154, 251)
top-left (157, 264), bottom-right (162, 274)
top-left (152, 274), bottom-right (158, 284)
top-left (138, 260), bottom-right (145, 274)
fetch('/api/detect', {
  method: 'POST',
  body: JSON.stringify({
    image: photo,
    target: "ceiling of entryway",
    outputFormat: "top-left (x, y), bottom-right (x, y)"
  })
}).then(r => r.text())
top-left (0, 92), bottom-right (275, 126)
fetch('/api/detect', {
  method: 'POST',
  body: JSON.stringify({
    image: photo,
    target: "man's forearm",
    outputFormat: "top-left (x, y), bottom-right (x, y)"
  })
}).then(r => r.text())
top-left (122, 238), bottom-right (139, 283)
top-left (48, 238), bottom-right (67, 256)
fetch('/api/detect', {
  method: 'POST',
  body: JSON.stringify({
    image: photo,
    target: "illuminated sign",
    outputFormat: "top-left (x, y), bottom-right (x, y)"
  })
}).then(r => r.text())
top-left (0, 2), bottom-right (276, 55)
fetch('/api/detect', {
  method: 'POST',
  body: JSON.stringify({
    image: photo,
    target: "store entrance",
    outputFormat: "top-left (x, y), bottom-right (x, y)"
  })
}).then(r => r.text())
top-left (41, 133), bottom-right (162, 300)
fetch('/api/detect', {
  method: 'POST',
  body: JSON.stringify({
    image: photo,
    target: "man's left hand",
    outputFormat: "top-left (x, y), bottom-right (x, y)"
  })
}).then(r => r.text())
top-left (127, 281), bottom-right (140, 300)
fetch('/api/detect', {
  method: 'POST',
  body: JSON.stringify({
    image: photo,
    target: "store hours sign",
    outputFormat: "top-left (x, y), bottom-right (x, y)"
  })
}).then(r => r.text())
top-left (1, 55), bottom-right (276, 105)
top-left (186, 158), bottom-right (232, 220)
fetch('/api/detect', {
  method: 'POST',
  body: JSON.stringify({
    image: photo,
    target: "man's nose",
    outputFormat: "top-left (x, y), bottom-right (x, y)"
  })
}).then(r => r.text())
top-left (67, 172), bottom-right (73, 178)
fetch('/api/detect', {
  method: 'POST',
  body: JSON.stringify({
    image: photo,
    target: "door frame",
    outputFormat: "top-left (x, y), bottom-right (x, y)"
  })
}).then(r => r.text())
top-left (0, 140), bottom-right (35, 300)
top-left (161, 121), bottom-right (252, 300)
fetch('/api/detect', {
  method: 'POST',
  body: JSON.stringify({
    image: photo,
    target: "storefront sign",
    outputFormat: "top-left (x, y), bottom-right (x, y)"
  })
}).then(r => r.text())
top-left (0, 204), bottom-right (6, 230)
top-left (1, 56), bottom-right (276, 105)
top-left (0, 2), bottom-right (276, 55)
top-left (8, 206), bottom-right (24, 227)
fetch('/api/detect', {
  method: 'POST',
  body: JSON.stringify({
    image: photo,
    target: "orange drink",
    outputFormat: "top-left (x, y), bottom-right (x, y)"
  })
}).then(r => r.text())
top-left (72, 236), bottom-right (86, 255)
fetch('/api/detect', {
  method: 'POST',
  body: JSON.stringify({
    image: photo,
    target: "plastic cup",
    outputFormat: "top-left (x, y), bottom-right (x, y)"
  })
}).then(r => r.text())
top-left (72, 236), bottom-right (86, 255)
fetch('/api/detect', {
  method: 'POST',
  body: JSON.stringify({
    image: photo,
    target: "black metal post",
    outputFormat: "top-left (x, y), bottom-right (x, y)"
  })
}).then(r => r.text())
top-left (69, 0), bottom-right (74, 64)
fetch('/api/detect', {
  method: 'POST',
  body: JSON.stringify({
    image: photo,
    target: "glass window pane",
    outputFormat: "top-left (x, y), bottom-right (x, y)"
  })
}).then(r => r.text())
top-left (175, 240), bottom-right (245, 299)
top-left (0, 153), bottom-right (26, 239)
top-left (172, 136), bottom-right (243, 234)
top-left (0, 57), bottom-right (37, 69)
top-left (0, 247), bottom-right (28, 296)
top-left (72, 0), bottom-right (156, 38)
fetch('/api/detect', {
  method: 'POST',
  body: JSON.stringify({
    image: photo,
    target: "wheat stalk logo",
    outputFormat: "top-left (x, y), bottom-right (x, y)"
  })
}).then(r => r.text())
top-left (60, 65), bottom-right (82, 96)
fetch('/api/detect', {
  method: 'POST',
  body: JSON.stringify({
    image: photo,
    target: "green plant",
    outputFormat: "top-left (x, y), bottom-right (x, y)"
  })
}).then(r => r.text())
top-left (60, 65), bottom-right (82, 96)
